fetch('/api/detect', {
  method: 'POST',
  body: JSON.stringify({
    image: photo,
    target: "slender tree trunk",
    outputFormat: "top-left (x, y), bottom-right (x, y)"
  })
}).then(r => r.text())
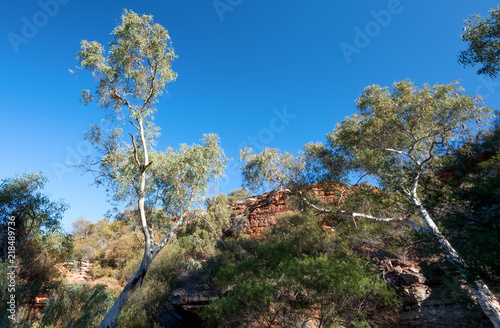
top-left (98, 252), bottom-right (152, 328)
top-left (410, 192), bottom-right (500, 328)
top-left (99, 119), bottom-right (155, 328)
top-left (98, 190), bottom-right (153, 327)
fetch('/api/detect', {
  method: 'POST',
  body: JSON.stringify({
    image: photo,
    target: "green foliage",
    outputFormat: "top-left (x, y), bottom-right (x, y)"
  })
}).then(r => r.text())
top-left (239, 144), bottom-right (349, 197)
top-left (0, 172), bottom-right (71, 262)
top-left (117, 244), bottom-right (187, 328)
top-left (227, 188), bottom-right (250, 204)
top-left (78, 9), bottom-right (227, 220)
top-left (331, 80), bottom-right (491, 192)
top-left (302, 141), bottom-right (350, 185)
top-left (151, 134), bottom-right (228, 221)
top-left (72, 216), bottom-right (96, 239)
top-left (72, 218), bottom-right (143, 285)
top-left (240, 147), bottom-right (306, 193)
top-left (459, 7), bottom-right (500, 78)
top-left (202, 213), bottom-right (399, 328)
top-left (179, 193), bottom-right (231, 260)
top-left (40, 284), bottom-right (114, 328)
top-left (77, 9), bottom-right (177, 112)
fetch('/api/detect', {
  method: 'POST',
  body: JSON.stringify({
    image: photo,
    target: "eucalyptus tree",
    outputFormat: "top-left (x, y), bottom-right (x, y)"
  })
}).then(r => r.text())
top-left (459, 7), bottom-right (500, 78)
top-left (75, 10), bottom-right (227, 328)
top-left (241, 80), bottom-right (500, 326)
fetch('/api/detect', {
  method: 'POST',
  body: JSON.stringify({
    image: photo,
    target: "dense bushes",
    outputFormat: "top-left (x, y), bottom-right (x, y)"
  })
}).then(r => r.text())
top-left (40, 284), bottom-right (113, 328)
top-left (72, 218), bottom-right (144, 285)
top-left (201, 212), bottom-right (400, 328)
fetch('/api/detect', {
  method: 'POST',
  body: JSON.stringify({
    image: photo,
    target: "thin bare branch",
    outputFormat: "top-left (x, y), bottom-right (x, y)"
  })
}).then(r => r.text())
top-left (129, 133), bottom-right (141, 168)
top-left (126, 119), bottom-right (140, 131)
top-left (294, 189), bottom-right (423, 232)
top-left (140, 58), bottom-right (158, 114)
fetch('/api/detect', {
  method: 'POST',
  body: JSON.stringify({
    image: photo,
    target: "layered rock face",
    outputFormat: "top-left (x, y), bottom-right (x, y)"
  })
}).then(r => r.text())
top-left (227, 190), bottom-right (290, 236)
top-left (227, 181), bottom-right (351, 237)
top-left (359, 247), bottom-right (492, 327)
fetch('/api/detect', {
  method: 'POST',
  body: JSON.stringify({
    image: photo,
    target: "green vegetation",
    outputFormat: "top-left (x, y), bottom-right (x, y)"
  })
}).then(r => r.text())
top-left (240, 79), bottom-right (499, 325)
top-left (422, 120), bottom-right (500, 283)
top-left (0, 173), bottom-right (72, 326)
top-left (40, 284), bottom-right (114, 328)
top-left (178, 193), bottom-right (232, 260)
top-left (201, 212), bottom-right (400, 328)
top-left (227, 189), bottom-right (251, 204)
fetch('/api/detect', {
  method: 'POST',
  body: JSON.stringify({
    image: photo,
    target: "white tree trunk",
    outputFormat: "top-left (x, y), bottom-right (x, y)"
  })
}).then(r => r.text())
top-left (98, 253), bottom-right (152, 328)
top-left (99, 119), bottom-right (156, 328)
top-left (410, 192), bottom-right (500, 328)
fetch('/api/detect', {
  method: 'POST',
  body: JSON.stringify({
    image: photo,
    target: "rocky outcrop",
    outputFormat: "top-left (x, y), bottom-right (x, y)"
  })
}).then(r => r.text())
top-left (309, 180), bottom-right (351, 204)
top-left (226, 181), bottom-right (372, 238)
top-left (158, 283), bottom-right (219, 328)
top-left (359, 247), bottom-right (492, 327)
top-left (55, 257), bottom-right (92, 284)
top-left (228, 190), bottom-right (292, 237)
top-left (171, 182), bottom-right (493, 327)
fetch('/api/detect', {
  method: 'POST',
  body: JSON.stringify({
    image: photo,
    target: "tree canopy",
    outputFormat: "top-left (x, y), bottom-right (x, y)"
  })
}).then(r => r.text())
top-left (0, 172), bottom-right (73, 325)
top-left (330, 80), bottom-right (491, 193)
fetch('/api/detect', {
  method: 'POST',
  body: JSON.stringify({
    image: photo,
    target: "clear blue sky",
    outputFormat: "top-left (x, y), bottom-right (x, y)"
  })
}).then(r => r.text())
top-left (1, 0), bottom-right (499, 231)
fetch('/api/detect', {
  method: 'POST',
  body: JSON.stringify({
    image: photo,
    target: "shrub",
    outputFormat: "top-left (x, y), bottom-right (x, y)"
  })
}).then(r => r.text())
top-left (201, 212), bottom-right (400, 328)
top-left (227, 189), bottom-right (250, 204)
top-left (178, 193), bottom-right (231, 260)
top-left (40, 284), bottom-right (113, 328)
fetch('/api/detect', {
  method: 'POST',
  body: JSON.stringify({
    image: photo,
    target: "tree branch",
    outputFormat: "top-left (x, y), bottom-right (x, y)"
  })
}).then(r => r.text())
top-left (129, 133), bottom-right (141, 168)
top-left (384, 148), bottom-right (420, 166)
top-left (126, 119), bottom-right (140, 131)
top-left (140, 58), bottom-right (158, 114)
top-left (142, 161), bottom-right (154, 173)
top-left (347, 211), bottom-right (423, 232)
top-left (293, 189), bottom-right (423, 232)
top-left (111, 89), bottom-right (133, 112)
top-left (152, 193), bottom-right (196, 258)
top-left (200, 214), bottom-right (223, 242)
